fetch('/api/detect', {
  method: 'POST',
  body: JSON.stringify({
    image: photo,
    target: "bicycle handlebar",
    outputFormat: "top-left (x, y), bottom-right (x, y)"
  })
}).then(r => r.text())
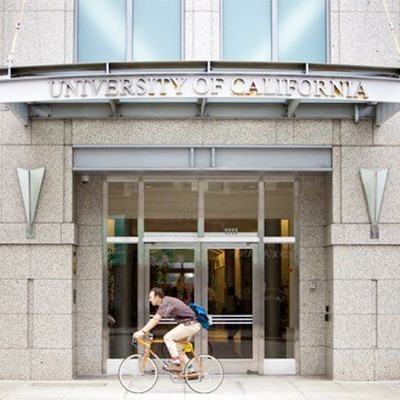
top-left (131, 332), bottom-right (154, 347)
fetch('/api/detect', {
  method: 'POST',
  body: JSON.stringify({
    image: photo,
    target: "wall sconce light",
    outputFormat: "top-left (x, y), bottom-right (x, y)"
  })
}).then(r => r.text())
top-left (360, 168), bottom-right (388, 239)
top-left (17, 167), bottom-right (45, 238)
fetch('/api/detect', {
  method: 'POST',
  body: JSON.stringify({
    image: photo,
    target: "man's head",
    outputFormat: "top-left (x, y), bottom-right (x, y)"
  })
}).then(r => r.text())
top-left (149, 287), bottom-right (164, 306)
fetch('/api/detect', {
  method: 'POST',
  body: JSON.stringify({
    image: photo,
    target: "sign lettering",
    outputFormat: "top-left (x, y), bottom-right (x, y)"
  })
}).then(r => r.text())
top-left (48, 75), bottom-right (369, 101)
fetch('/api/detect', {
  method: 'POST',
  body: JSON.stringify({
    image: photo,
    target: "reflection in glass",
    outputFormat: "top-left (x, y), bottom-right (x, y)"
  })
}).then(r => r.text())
top-left (133, 0), bottom-right (181, 61)
top-left (149, 249), bottom-right (195, 357)
top-left (264, 181), bottom-right (295, 358)
top-left (205, 182), bottom-right (258, 233)
top-left (265, 182), bottom-right (293, 234)
top-left (264, 242), bottom-right (294, 358)
top-left (108, 182), bottom-right (138, 236)
top-left (145, 181), bottom-right (198, 232)
top-left (78, 0), bottom-right (126, 62)
top-left (208, 249), bottom-right (253, 359)
top-left (108, 244), bottom-right (138, 358)
top-left (223, 0), bottom-right (272, 61)
top-left (278, 0), bottom-right (326, 62)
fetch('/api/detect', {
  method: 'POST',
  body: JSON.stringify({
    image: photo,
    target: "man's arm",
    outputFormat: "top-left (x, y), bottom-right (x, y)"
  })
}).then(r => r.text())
top-left (133, 314), bottom-right (162, 339)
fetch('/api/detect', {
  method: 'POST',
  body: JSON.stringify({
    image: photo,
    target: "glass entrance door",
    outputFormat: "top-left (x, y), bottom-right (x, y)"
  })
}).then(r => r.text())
top-left (142, 242), bottom-right (258, 372)
top-left (143, 244), bottom-right (201, 357)
top-left (202, 244), bottom-right (258, 373)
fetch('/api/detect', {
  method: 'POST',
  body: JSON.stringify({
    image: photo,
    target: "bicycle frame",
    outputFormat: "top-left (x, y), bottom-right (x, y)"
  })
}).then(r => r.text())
top-left (120, 333), bottom-right (224, 394)
top-left (135, 334), bottom-right (203, 380)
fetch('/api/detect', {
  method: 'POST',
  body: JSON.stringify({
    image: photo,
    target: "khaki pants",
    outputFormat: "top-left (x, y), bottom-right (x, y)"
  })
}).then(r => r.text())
top-left (164, 322), bottom-right (201, 364)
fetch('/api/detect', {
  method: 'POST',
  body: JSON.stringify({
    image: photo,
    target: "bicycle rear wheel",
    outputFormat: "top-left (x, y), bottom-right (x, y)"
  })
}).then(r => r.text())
top-left (118, 354), bottom-right (158, 393)
top-left (184, 354), bottom-right (224, 393)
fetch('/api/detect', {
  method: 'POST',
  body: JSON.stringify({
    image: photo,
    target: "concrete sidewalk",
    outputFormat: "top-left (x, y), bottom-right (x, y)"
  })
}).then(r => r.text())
top-left (0, 376), bottom-right (400, 400)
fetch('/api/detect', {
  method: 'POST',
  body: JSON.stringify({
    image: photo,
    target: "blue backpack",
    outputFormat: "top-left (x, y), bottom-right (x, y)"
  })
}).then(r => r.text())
top-left (189, 302), bottom-right (211, 330)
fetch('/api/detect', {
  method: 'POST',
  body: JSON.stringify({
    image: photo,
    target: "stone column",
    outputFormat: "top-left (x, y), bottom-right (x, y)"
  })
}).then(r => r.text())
top-left (76, 175), bottom-right (104, 376)
top-left (298, 176), bottom-right (327, 376)
top-left (0, 117), bottom-right (77, 379)
top-left (185, 0), bottom-right (220, 60)
top-left (326, 119), bottom-right (400, 380)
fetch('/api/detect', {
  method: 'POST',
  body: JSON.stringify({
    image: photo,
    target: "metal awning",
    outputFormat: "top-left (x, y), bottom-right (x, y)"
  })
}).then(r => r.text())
top-left (1, 61), bottom-right (400, 126)
top-left (73, 145), bottom-right (332, 172)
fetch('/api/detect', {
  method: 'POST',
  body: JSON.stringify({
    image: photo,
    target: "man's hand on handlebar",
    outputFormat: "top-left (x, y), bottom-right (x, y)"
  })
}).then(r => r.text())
top-left (133, 330), bottom-right (145, 340)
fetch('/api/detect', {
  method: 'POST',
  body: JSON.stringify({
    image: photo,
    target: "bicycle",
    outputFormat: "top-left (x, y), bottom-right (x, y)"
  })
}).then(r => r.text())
top-left (118, 333), bottom-right (224, 394)
top-left (160, 338), bottom-right (213, 358)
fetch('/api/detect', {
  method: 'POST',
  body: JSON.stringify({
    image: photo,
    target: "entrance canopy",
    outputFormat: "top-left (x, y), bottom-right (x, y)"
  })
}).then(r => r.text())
top-left (73, 145), bottom-right (332, 172)
top-left (0, 61), bottom-right (399, 126)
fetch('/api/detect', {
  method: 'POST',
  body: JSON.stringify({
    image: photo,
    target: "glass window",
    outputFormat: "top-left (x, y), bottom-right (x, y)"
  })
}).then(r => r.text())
top-left (264, 243), bottom-right (294, 358)
top-left (149, 249), bottom-right (195, 304)
top-left (77, 0), bottom-right (181, 62)
top-left (144, 181), bottom-right (198, 232)
top-left (108, 243), bottom-right (138, 358)
top-left (278, 0), bottom-right (326, 62)
top-left (77, 0), bottom-right (126, 62)
top-left (133, 0), bottom-right (182, 61)
top-left (265, 182), bottom-right (294, 235)
top-left (222, 0), bottom-right (327, 62)
top-left (205, 181), bottom-right (258, 233)
top-left (108, 182), bottom-right (138, 237)
top-left (223, 0), bottom-right (272, 61)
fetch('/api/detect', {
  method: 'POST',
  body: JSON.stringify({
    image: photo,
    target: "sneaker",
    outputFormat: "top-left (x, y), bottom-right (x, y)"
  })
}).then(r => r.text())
top-left (163, 363), bottom-right (182, 373)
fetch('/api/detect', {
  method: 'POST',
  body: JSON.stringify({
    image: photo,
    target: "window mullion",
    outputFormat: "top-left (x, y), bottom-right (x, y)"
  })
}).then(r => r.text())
top-left (126, 0), bottom-right (133, 61)
top-left (271, 0), bottom-right (279, 61)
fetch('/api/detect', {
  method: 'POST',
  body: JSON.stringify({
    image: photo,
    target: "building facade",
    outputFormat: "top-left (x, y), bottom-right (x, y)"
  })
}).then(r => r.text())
top-left (0, 0), bottom-right (400, 381)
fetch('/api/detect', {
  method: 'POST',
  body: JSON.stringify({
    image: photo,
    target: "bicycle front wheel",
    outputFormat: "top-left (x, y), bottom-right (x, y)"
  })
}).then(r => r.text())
top-left (118, 354), bottom-right (158, 394)
top-left (184, 354), bottom-right (224, 394)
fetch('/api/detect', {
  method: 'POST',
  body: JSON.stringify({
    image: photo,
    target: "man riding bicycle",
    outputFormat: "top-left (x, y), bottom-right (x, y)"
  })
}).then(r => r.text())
top-left (133, 287), bottom-right (201, 372)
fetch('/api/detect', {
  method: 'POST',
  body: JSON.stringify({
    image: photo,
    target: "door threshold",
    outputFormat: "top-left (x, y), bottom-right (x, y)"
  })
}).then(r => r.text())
top-left (263, 359), bottom-right (296, 375)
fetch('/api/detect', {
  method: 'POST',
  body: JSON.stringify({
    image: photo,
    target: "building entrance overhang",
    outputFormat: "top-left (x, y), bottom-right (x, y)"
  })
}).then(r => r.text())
top-left (73, 145), bottom-right (332, 172)
top-left (0, 61), bottom-right (399, 126)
